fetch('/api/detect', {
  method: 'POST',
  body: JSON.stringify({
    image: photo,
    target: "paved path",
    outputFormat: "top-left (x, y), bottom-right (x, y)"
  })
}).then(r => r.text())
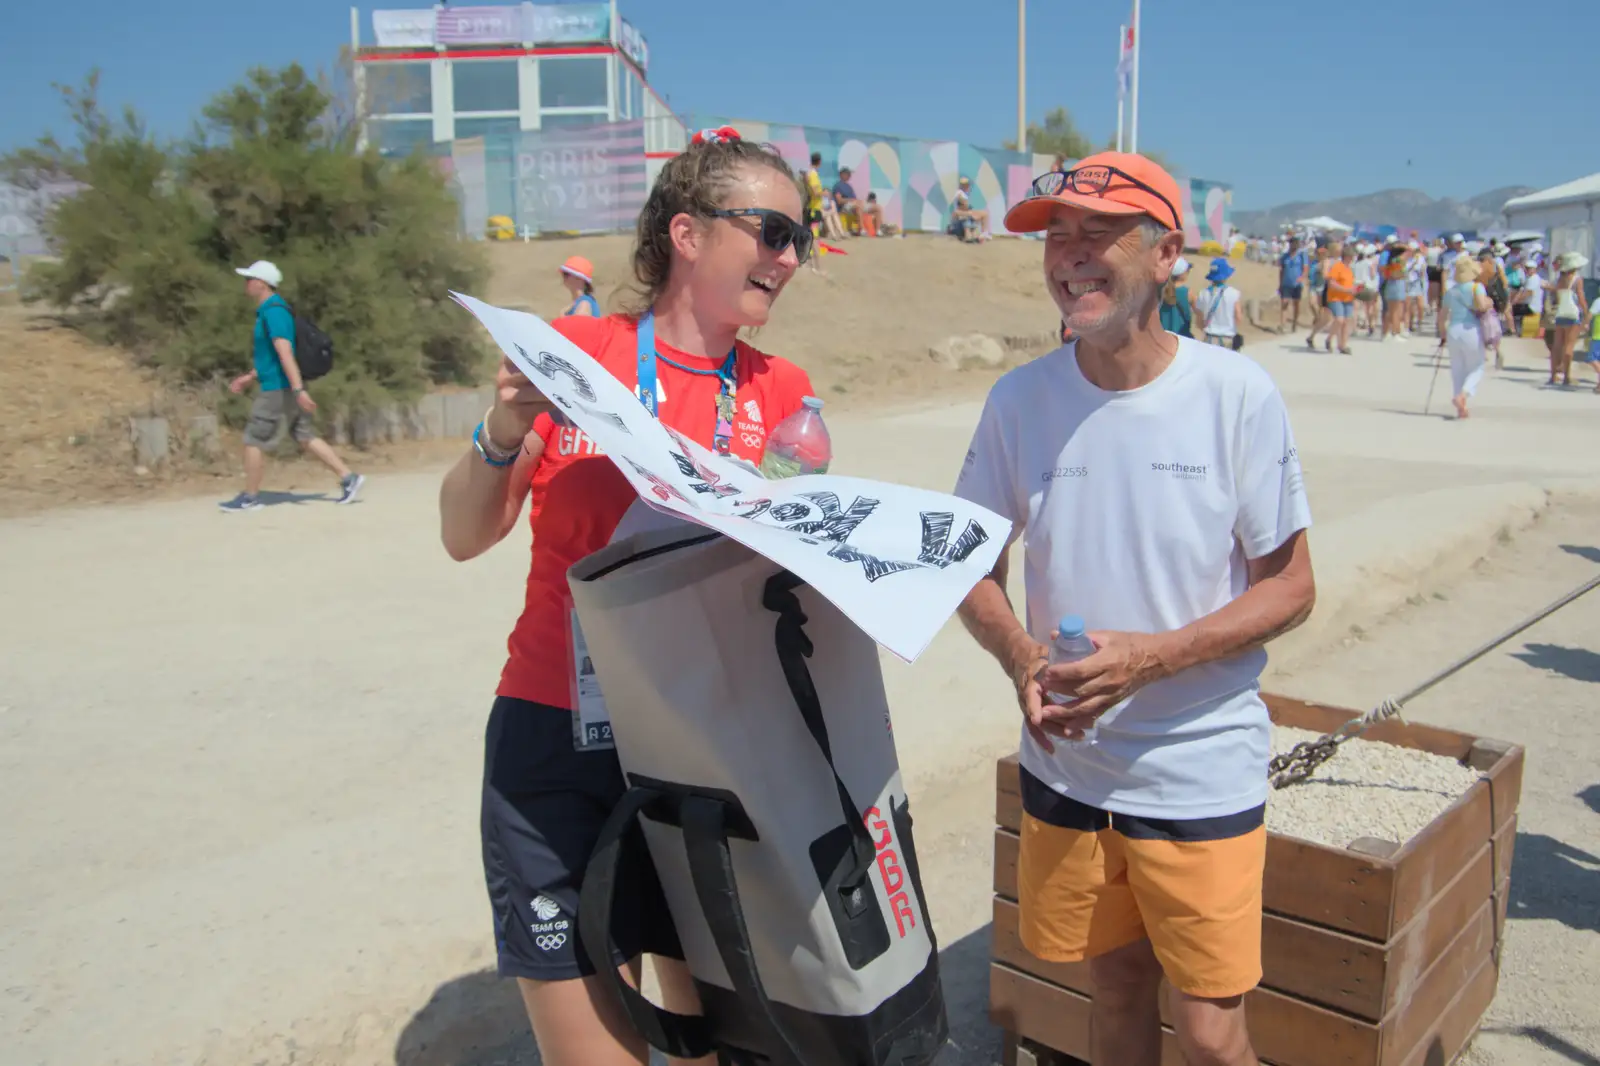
top-left (1, 327), bottom-right (1591, 1065)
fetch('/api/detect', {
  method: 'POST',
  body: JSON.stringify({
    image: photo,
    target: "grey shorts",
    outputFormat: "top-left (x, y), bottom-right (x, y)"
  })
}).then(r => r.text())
top-left (243, 390), bottom-right (316, 448)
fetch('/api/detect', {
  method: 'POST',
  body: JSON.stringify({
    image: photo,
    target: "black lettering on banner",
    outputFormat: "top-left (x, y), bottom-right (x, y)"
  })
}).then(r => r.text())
top-left (669, 451), bottom-right (741, 498)
top-left (621, 457), bottom-right (686, 504)
top-left (917, 512), bottom-right (991, 568)
top-left (775, 492), bottom-right (924, 582)
top-left (781, 492), bottom-right (878, 542)
top-left (559, 397), bottom-right (631, 434)
top-left (513, 344), bottom-right (597, 402)
top-left (768, 502), bottom-right (812, 523)
top-left (825, 542), bottom-right (924, 582)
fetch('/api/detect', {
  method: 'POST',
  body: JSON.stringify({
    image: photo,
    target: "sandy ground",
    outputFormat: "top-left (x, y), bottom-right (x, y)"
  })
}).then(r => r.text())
top-left (4, 288), bottom-right (1597, 1064)
top-left (0, 236), bottom-right (1281, 516)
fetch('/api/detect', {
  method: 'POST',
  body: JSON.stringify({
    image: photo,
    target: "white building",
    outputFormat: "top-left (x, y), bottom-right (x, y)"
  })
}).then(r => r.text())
top-left (1502, 174), bottom-right (1600, 282)
top-left (354, 4), bottom-right (685, 173)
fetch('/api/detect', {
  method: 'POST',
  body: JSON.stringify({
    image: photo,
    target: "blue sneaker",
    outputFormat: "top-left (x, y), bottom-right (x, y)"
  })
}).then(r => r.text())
top-left (219, 493), bottom-right (262, 513)
top-left (337, 473), bottom-right (366, 505)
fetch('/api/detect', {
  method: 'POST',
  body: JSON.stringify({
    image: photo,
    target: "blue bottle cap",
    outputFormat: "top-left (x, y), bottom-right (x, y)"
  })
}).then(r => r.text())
top-left (1057, 614), bottom-right (1086, 639)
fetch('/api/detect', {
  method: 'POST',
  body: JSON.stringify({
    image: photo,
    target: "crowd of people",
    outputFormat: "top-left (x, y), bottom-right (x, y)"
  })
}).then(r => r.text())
top-left (1239, 229), bottom-right (1597, 417)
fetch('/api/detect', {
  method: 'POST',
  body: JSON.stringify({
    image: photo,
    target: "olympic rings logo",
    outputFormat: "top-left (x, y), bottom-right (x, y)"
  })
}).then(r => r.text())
top-left (535, 933), bottom-right (567, 952)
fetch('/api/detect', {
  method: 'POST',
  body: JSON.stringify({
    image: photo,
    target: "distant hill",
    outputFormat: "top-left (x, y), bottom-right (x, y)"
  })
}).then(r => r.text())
top-left (1232, 185), bottom-right (1536, 236)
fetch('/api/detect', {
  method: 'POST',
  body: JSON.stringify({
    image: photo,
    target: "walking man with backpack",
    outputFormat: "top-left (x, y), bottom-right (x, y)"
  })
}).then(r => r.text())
top-left (220, 260), bottom-right (364, 512)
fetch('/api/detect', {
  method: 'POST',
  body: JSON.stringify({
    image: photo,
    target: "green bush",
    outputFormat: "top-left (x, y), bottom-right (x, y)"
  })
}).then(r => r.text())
top-left (2, 66), bottom-right (489, 421)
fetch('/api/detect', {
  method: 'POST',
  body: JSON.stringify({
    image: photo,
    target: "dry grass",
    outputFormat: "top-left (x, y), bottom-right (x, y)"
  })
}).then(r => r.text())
top-left (0, 237), bottom-right (1282, 515)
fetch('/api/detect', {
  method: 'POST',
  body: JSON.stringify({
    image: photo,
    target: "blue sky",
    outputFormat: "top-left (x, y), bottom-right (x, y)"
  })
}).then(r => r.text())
top-left (5, 0), bottom-right (1596, 209)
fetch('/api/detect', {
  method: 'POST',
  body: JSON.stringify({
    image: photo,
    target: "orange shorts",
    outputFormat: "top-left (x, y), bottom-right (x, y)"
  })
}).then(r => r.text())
top-left (1016, 767), bottom-right (1266, 1000)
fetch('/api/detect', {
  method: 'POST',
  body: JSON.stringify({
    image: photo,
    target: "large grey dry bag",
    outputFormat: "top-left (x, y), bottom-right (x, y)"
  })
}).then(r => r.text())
top-left (568, 525), bottom-right (946, 1066)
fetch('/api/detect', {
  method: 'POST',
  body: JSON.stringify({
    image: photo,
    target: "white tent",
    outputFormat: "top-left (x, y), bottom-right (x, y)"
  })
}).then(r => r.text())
top-left (1502, 173), bottom-right (1600, 279)
top-left (1294, 215), bottom-right (1352, 232)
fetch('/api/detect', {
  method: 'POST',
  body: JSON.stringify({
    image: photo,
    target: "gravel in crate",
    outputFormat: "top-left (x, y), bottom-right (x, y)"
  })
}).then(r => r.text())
top-left (1266, 725), bottom-right (1484, 850)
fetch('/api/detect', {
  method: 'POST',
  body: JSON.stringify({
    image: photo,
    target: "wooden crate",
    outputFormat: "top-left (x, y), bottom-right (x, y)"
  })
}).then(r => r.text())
top-left (989, 693), bottom-right (1523, 1066)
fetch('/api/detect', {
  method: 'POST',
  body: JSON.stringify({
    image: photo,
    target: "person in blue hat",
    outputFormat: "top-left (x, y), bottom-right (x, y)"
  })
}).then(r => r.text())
top-left (1194, 258), bottom-right (1244, 350)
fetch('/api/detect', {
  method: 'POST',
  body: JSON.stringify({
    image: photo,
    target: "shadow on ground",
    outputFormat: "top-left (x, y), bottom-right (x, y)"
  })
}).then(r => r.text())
top-left (1579, 784), bottom-right (1600, 817)
top-left (1559, 544), bottom-right (1600, 565)
top-left (1509, 831), bottom-right (1600, 934)
top-left (1510, 643), bottom-right (1600, 683)
top-left (1478, 1024), bottom-right (1600, 1066)
top-left (255, 490), bottom-right (331, 507)
top-left (394, 924), bottom-right (1001, 1066)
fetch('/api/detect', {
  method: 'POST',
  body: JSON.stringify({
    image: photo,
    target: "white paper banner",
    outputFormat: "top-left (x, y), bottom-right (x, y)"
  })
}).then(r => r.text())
top-left (452, 293), bottom-right (1010, 662)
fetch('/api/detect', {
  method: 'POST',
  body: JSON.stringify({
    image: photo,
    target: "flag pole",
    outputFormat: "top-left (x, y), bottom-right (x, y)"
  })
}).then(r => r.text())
top-left (1016, 0), bottom-right (1026, 151)
top-left (1129, 0), bottom-right (1141, 153)
top-left (1115, 24), bottom-right (1126, 153)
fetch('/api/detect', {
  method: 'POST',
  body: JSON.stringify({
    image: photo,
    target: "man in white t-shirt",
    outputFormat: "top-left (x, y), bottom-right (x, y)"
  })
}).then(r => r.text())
top-left (953, 151), bottom-right (1315, 1066)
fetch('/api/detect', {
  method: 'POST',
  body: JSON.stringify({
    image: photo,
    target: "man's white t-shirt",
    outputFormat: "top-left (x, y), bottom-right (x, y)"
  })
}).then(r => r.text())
top-left (953, 337), bottom-right (1312, 819)
top-left (1193, 284), bottom-right (1241, 337)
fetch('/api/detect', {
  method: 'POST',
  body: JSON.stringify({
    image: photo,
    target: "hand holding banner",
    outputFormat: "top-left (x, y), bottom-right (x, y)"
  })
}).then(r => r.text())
top-left (452, 293), bottom-right (1010, 663)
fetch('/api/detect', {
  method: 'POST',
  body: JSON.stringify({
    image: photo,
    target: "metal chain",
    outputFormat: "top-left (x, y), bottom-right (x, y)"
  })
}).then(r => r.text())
top-left (1270, 569), bottom-right (1600, 790)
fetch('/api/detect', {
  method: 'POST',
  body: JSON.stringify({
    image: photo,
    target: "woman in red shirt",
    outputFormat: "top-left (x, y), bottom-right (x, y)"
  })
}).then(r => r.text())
top-left (438, 130), bottom-right (817, 1066)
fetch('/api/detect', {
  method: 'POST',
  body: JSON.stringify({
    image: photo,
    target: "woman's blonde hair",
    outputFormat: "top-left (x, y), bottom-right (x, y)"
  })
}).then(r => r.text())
top-left (1453, 255), bottom-right (1480, 283)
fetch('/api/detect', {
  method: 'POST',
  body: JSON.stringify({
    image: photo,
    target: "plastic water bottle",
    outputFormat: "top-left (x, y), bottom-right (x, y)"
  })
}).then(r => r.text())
top-left (1047, 615), bottom-right (1101, 745)
top-left (760, 396), bottom-right (832, 479)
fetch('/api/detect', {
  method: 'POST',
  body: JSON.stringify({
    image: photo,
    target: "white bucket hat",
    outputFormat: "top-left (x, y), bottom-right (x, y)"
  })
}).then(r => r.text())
top-left (1558, 251), bottom-right (1590, 272)
top-left (235, 260), bottom-right (283, 287)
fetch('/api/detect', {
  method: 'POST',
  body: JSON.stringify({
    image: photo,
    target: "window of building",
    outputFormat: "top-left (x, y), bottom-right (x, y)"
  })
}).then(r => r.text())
top-left (371, 118), bottom-right (435, 157)
top-left (538, 111), bottom-right (610, 131)
top-left (454, 116), bottom-right (523, 142)
top-left (452, 59), bottom-right (519, 113)
top-left (538, 56), bottom-right (608, 109)
top-left (614, 61), bottom-right (630, 120)
top-left (366, 62), bottom-right (432, 115)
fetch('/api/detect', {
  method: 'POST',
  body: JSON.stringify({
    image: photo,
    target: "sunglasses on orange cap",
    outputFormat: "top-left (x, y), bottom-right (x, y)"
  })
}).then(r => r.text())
top-left (1030, 165), bottom-right (1182, 232)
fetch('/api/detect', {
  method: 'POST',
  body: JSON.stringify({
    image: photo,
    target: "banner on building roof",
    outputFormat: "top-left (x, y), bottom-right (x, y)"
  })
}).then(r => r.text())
top-left (372, 8), bottom-right (436, 47)
top-left (617, 18), bottom-right (649, 74)
top-left (435, 5), bottom-right (524, 45)
top-left (529, 3), bottom-right (611, 44)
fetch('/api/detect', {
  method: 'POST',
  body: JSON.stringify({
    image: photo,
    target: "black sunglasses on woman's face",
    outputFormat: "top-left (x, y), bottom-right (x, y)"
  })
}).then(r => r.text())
top-left (709, 208), bottom-right (814, 265)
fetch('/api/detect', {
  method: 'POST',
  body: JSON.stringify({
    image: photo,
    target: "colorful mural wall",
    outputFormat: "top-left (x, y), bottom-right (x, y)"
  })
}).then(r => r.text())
top-left (688, 114), bottom-right (1234, 247)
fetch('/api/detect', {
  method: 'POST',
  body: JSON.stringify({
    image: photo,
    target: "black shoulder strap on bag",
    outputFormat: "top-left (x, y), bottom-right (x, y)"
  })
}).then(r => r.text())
top-left (681, 794), bottom-right (814, 1065)
top-left (762, 571), bottom-right (880, 900)
top-left (577, 787), bottom-right (715, 1061)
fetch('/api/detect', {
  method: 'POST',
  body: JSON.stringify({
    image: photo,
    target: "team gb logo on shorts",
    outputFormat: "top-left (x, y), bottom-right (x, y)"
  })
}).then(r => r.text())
top-left (530, 894), bottom-right (569, 951)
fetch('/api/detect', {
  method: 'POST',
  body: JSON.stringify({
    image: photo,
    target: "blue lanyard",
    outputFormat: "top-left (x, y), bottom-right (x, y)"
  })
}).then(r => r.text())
top-left (635, 312), bottom-right (739, 450)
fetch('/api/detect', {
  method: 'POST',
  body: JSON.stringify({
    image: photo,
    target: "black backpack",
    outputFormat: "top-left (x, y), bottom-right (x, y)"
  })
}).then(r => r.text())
top-left (262, 299), bottom-right (334, 382)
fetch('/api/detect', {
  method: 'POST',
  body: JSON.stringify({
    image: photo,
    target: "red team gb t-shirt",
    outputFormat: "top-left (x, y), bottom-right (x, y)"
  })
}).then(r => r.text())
top-left (497, 313), bottom-right (816, 709)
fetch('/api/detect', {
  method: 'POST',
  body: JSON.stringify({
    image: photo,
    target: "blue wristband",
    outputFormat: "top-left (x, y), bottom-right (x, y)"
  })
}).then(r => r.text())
top-left (473, 421), bottom-right (518, 468)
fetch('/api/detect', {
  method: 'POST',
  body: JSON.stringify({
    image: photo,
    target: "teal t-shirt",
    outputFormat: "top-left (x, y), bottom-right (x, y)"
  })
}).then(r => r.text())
top-left (253, 294), bottom-right (295, 391)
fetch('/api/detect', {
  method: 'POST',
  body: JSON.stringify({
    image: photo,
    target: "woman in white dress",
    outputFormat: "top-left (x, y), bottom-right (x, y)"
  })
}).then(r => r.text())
top-left (1435, 255), bottom-right (1492, 419)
